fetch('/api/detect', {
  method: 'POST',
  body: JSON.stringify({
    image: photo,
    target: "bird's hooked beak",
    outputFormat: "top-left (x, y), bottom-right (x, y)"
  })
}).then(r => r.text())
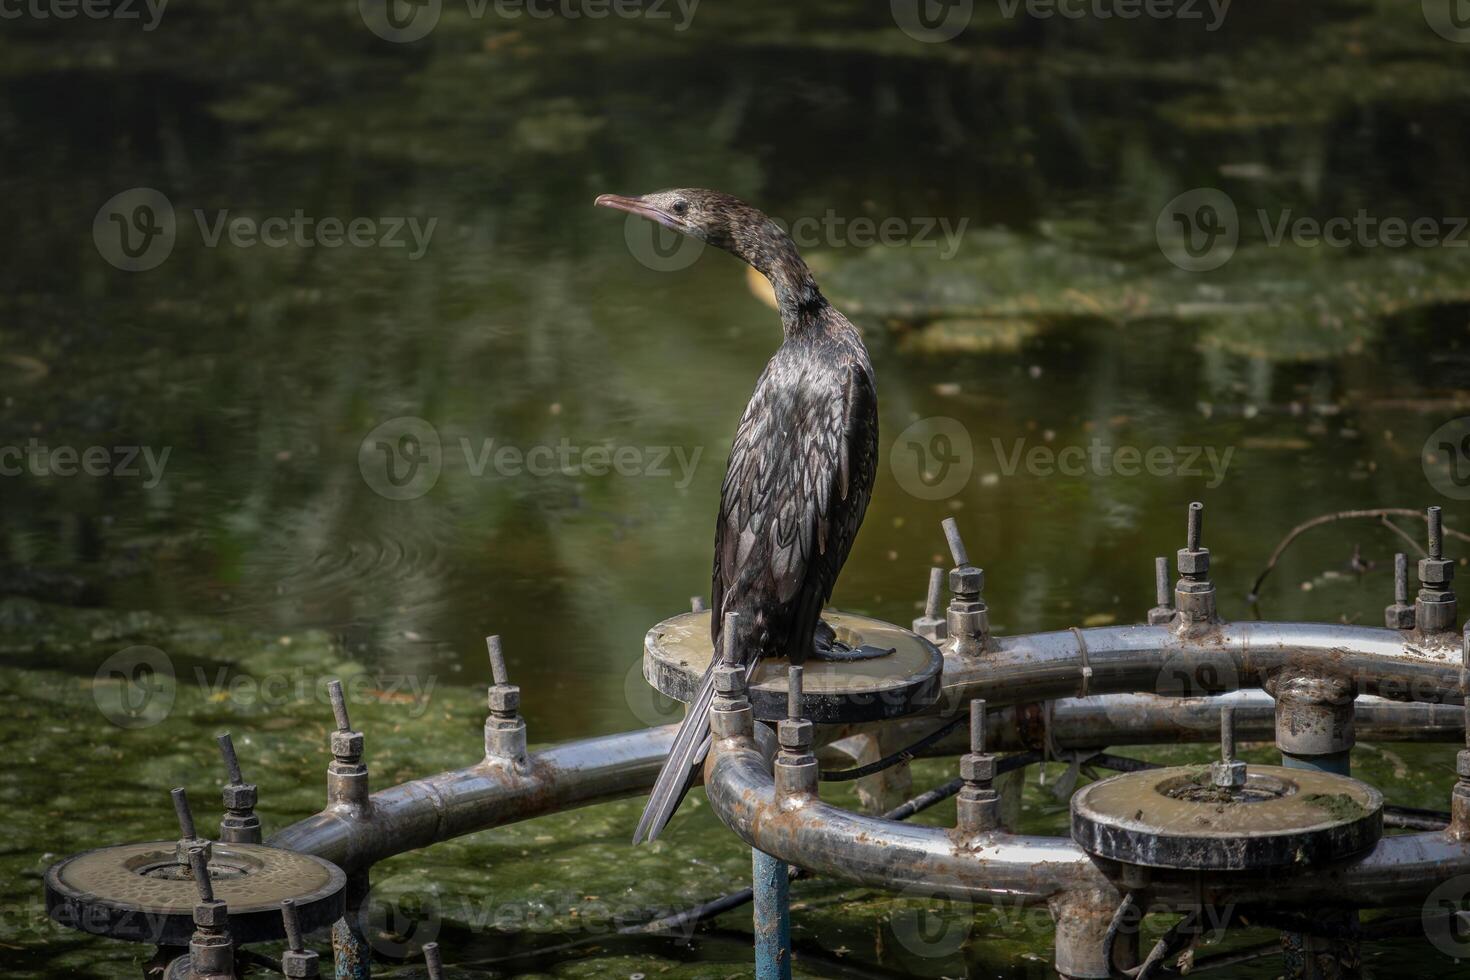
top-left (594, 193), bottom-right (681, 233)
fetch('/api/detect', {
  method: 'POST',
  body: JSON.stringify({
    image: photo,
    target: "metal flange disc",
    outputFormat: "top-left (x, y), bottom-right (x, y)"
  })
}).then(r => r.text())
top-left (644, 609), bottom-right (943, 723)
top-left (1071, 765), bottom-right (1383, 871)
top-left (45, 841), bottom-right (345, 946)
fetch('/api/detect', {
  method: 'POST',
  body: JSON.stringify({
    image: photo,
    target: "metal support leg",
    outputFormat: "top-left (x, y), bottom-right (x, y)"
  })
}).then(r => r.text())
top-left (752, 848), bottom-right (792, 980)
top-left (333, 871), bottom-right (371, 980)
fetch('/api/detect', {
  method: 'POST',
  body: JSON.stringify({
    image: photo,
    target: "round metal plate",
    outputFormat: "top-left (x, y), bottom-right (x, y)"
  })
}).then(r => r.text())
top-left (45, 841), bottom-right (345, 945)
top-left (1071, 765), bottom-right (1383, 871)
top-left (644, 609), bottom-right (943, 723)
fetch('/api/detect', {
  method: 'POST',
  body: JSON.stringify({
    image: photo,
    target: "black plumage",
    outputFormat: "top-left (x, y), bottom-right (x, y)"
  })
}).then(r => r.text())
top-left (595, 189), bottom-right (878, 844)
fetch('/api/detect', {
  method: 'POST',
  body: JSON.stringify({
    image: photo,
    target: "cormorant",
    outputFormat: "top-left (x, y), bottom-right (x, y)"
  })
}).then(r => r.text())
top-left (596, 189), bottom-right (880, 844)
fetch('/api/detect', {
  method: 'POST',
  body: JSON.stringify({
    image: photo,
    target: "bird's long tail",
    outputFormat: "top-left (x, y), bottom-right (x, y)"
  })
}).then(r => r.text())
top-left (633, 666), bottom-right (719, 844)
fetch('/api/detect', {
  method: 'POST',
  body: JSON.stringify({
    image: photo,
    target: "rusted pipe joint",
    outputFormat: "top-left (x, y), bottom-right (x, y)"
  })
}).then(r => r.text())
top-left (328, 729), bottom-right (370, 812)
top-left (1173, 579), bottom-right (1217, 626)
top-left (711, 701), bottom-right (753, 740)
top-left (947, 598), bottom-right (990, 658)
top-left (484, 715), bottom-right (528, 766)
top-left (774, 755), bottom-right (818, 799)
top-left (1273, 673), bottom-right (1356, 761)
top-left (1452, 755), bottom-right (1470, 840)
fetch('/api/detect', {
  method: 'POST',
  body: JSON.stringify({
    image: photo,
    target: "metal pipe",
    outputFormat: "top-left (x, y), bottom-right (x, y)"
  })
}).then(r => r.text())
top-left (936, 621), bottom-right (1464, 713)
top-left (752, 848), bottom-right (791, 980)
top-left (269, 727), bottom-right (675, 870)
top-left (704, 731), bottom-right (1470, 912)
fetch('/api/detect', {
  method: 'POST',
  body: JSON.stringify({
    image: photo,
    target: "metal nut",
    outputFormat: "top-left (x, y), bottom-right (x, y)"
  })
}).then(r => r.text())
top-left (1384, 603), bottom-right (1415, 630)
top-left (193, 900), bottom-right (228, 929)
top-left (1420, 557), bottom-right (1455, 586)
top-left (487, 685), bottom-right (520, 714)
top-left (330, 731), bottom-right (364, 759)
top-left (1211, 759), bottom-right (1247, 789)
top-left (1147, 606), bottom-right (1176, 626)
top-left (1457, 750), bottom-right (1470, 781)
top-left (220, 783), bottom-right (257, 811)
top-left (713, 663), bottom-right (746, 696)
top-left (1175, 548), bottom-right (1211, 576)
top-left (960, 753), bottom-right (996, 784)
top-left (949, 565), bottom-right (984, 596)
top-left (282, 949), bottom-right (320, 978)
top-left (778, 718), bottom-right (813, 751)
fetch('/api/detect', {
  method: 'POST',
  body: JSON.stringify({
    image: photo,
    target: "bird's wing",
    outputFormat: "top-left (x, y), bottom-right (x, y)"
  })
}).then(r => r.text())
top-left (712, 349), bottom-right (878, 658)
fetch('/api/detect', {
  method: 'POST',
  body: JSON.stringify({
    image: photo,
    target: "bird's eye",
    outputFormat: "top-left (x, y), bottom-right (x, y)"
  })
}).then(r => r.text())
top-left (671, 200), bottom-right (689, 216)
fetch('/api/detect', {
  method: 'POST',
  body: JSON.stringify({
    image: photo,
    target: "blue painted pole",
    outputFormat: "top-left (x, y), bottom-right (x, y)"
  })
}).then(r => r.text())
top-left (752, 847), bottom-right (792, 980)
top-left (333, 872), bottom-right (371, 980)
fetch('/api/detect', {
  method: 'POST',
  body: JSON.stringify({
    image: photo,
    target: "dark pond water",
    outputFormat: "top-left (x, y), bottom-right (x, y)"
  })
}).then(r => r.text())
top-left (3, 1), bottom-right (1470, 976)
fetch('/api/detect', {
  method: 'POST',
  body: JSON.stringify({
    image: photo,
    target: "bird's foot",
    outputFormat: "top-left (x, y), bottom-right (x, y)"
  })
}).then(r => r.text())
top-left (811, 620), bottom-right (894, 661)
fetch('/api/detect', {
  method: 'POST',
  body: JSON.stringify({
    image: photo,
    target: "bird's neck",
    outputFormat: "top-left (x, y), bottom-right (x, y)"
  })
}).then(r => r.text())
top-left (733, 219), bottom-right (827, 333)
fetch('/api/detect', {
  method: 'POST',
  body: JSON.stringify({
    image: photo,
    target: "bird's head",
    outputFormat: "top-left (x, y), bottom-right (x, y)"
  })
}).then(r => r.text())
top-left (595, 188), bottom-right (772, 255)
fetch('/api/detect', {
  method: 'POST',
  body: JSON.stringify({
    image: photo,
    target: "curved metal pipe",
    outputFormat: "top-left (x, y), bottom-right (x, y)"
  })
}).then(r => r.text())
top-left (937, 622), bottom-right (1462, 712)
top-left (706, 731), bottom-right (1470, 911)
top-left (266, 621), bottom-right (1465, 888)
